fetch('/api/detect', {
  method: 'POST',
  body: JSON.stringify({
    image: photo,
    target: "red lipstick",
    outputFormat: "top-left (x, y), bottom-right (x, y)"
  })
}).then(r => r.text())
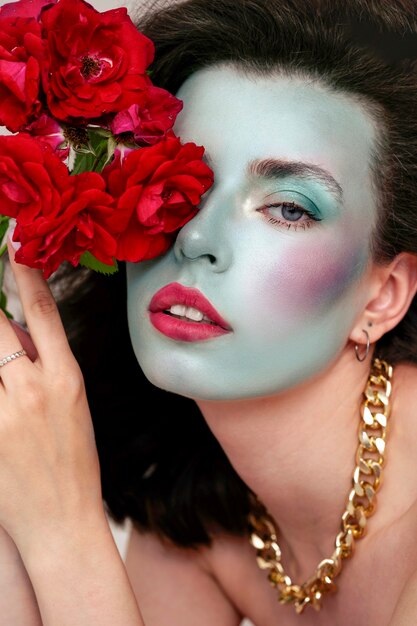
top-left (148, 282), bottom-right (232, 342)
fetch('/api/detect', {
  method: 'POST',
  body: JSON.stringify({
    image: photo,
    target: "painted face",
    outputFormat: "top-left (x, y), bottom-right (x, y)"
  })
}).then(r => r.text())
top-left (126, 64), bottom-right (379, 400)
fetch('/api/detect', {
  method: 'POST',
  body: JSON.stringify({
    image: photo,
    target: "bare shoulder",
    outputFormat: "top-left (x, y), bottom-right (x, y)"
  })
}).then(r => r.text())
top-left (124, 524), bottom-right (242, 626)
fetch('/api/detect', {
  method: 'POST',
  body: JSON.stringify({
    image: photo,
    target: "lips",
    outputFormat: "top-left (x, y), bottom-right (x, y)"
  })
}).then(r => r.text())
top-left (148, 282), bottom-right (232, 342)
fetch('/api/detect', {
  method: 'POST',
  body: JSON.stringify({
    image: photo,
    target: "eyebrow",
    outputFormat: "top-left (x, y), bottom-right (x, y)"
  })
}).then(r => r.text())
top-left (248, 159), bottom-right (343, 202)
top-left (204, 154), bottom-right (343, 204)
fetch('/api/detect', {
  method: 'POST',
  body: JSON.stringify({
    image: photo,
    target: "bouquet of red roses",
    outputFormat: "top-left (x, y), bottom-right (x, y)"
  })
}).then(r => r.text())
top-left (0, 0), bottom-right (214, 317)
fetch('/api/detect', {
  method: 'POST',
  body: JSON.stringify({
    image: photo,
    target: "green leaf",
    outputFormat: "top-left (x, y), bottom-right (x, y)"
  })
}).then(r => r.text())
top-left (104, 135), bottom-right (117, 169)
top-left (0, 215), bottom-right (10, 249)
top-left (91, 127), bottom-right (113, 139)
top-left (71, 150), bottom-right (96, 175)
top-left (0, 259), bottom-right (13, 319)
top-left (79, 251), bottom-right (119, 275)
top-left (0, 289), bottom-right (13, 319)
top-left (74, 144), bottom-right (96, 155)
top-left (71, 128), bottom-right (116, 175)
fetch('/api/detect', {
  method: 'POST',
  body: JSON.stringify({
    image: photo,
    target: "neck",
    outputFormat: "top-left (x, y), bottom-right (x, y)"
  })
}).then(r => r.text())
top-left (196, 347), bottom-right (415, 581)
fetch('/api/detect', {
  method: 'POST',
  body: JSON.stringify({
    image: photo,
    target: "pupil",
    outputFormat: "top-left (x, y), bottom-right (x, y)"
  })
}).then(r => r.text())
top-left (282, 203), bottom-right (303, 221)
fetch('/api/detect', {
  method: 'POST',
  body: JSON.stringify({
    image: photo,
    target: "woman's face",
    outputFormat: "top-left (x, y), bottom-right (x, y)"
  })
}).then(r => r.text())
top-left (126, 64), bottom-right (379, 400)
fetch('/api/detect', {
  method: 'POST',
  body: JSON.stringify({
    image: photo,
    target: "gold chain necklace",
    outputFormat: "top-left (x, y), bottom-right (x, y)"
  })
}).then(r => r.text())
top-left (248, 357), bottom-right (393, 615)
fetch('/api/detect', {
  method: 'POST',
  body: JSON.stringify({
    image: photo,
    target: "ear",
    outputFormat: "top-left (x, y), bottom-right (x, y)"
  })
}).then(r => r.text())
top-left (349, 252), bottom-right (417, 346)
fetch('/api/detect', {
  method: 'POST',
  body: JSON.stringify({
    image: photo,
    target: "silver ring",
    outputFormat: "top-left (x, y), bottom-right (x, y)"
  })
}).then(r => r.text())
top-left (0, 349), bottom-right (27, 368)
top-left (354, 330), bottom-right (370, 362)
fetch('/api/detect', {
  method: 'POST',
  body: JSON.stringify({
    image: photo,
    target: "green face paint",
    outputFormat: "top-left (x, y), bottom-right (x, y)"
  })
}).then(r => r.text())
top-left (126, 65), bottom-right (379, 400)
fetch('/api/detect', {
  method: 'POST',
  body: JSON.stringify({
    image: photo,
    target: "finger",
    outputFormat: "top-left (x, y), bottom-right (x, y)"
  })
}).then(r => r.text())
top-left (0, 309), bottom-right (29, 387)
top-left (9, 321), bottom-right (38, 363)
top-left (7, 238), bottom-right (72, 366)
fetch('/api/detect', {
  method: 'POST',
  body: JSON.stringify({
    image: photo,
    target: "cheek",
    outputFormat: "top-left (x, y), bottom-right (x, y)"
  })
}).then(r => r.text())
top-left (253, 236), bottom-right (369, 324)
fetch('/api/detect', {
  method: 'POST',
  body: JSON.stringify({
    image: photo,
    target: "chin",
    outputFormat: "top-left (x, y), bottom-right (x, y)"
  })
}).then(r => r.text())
top-left (137, 353), bottom-right (302, 402)
top-left (131, 326), bottom-right (347, 402)
top-left (138, 359), bottom-right (231, 401)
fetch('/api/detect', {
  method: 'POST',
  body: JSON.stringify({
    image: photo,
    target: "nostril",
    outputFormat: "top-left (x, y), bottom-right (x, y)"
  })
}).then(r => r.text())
top-left (208, 254), bottom-right (216, 264)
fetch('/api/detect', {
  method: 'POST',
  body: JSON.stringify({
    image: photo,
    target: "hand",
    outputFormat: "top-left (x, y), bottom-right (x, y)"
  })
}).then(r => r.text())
top-left (0, 238), bottom-right (104, 554)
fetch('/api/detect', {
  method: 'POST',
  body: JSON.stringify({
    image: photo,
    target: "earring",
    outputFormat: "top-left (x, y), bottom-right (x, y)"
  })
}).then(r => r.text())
top-left (355, 328), bottom-right (371, 362)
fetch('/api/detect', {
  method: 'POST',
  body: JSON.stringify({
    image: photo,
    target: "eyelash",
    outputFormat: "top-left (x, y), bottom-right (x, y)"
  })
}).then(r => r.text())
top-left (262, 201), bottom-right (323, 231)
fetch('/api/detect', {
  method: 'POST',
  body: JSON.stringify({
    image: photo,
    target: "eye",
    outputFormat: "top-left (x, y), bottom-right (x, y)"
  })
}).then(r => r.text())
top-left (261, 201), bottom-right (322, 231)
top-left (280, 202), bottom-right (305, 221)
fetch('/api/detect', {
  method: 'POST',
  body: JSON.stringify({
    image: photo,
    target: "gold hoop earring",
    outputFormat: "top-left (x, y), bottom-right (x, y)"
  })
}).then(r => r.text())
top-left (355, 329), bottom-right (370, 362)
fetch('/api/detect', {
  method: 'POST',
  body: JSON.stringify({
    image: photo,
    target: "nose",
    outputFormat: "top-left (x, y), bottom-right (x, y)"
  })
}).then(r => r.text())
top-left (173, 189), bottom-right (233, 273)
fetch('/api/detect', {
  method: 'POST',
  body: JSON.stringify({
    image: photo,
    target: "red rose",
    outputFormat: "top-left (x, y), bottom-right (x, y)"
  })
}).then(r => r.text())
top-left (0, 0), bottom-right (56, 19)
top-left (40, 0), bottom-right (155, 122)
top-left (24, 114), bottom-right (69, 160)
top-left (103, 134), bottom-right (214, 262)
top-left (0, 134), bottom-right (119, 278)
top-left (111, 86), bottom-right (184, 146)
top-left (14, 172), bottom-right (119, 278)
top-left (0, 15), bottom-right (46, 132)
top-left (0, 133), bottom-right (68, 224)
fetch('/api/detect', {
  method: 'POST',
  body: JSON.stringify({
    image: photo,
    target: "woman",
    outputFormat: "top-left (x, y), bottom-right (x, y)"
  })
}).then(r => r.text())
top-left (1, 0), bottom-right (417, 624)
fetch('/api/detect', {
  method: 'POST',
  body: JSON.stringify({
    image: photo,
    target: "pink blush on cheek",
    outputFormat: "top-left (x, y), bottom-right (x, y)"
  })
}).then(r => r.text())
top-left (260, 239), bottom-right (368, 319)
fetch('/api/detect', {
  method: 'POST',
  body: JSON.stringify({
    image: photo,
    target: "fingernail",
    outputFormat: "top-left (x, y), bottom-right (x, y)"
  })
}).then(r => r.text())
top-left (6, 218), bottom-right (21, 251)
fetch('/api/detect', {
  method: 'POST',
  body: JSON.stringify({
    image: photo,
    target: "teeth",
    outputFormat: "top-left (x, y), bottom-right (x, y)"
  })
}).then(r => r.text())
top-left (185, 307), bottom-right (204, 322)
top-left (170, 304), bottom-right (186, 317)
top-left (168, 304), bottom-right (208, 323)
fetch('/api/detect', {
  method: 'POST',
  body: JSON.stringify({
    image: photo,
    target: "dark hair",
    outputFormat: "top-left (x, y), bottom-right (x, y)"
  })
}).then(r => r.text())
top-left (56, 0), bottom-right (417, 546)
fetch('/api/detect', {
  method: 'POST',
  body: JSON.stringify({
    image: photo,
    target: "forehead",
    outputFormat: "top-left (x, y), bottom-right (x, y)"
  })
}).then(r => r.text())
top-left (173, 64), bottom-right (379, 220)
